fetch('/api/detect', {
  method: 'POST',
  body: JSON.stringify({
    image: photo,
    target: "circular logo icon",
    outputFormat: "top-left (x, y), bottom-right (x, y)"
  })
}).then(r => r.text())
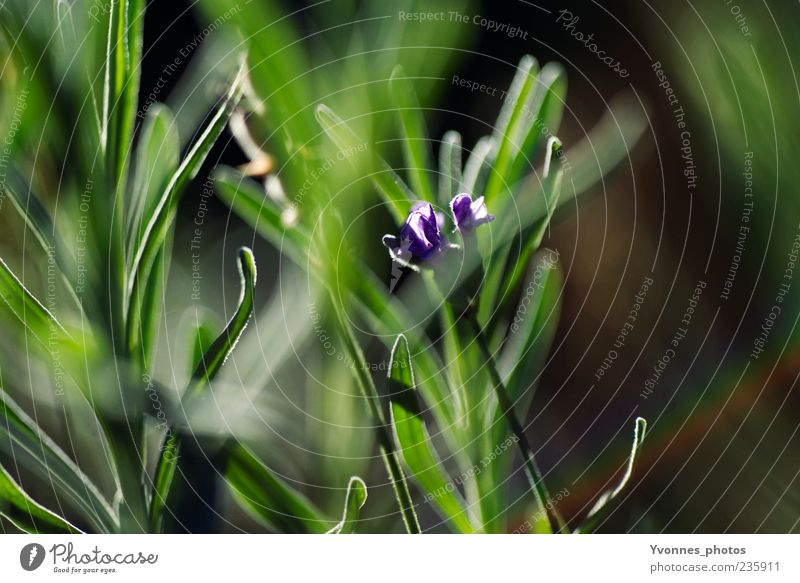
top-left (20, 543), bottom-right (46, 571)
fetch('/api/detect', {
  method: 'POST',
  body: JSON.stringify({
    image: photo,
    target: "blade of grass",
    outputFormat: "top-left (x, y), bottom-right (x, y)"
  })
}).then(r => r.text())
top-left (388, 335), bottom-right (474, 533)
top-left (389, 65), bottom-right (435, 201)
top-left (438, 130), bottom-right (462, 209)
top-left (0, 390), bottom-right (117, 532)
top-left (188, 247), bottom-right (257, 397)
top-left (0, 256), bottom-right (70, 348)
top-left (0, 465), bottom-right (83, 533)
top-left (577, 417), bottom-right (647, 533)
top-left (0, 168), bottom-right (82, 312)
top-left (328, 293), bottom-right (420, 533)
top-left (149, 247), bottom-right (257, 531)
top-left (483, 255), bottom-right (562, 530)
top-left (461, 135), bottom-right (495, 196)
top-left (498, 253), bottom-right (562, 403)
top-left (483, 55), bottom-right (539, 205)
top-left (213, 166), bottom-right (312, 267)
top-left (316, 103), bottom-right (415, 224)
top-left (517, 93), bottom-right (647, 217)
top-left (127, 66), bottom-right (244, 359)
top-left (128, 103), bottom-right (179, 256)
top-left (506, 63), bottom-right (567, 188)
top-left (478, 137), bottom-right (563, 328)
top-left (327, 476), bottom-right (367, 534)
top-left (472, 323), bottom-right (565, 534)
top-left (226, 442), bottom-right (327, 534)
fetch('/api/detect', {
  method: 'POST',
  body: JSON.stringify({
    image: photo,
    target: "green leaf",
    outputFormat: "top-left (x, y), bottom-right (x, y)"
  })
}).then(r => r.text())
top-left (102, 1), bottom-right (146, 320)
top-left (507, 63), bottom-right (567, 188)
top-left (516, 93), bottom-right (647, 221)
top-left (213, 166), bottom-right (311, 267)
top-left (148, 433), bottom-right (178, 533)
top-left (188, 247), bottom-right (257, 396)
top-left (328, 295), bottom-right (420, 533)
top-left (388, 335), bottom-right (474, 533)
top-left (0, 257), bottom-right (70, 349)
top-left (0, 465), bottom-right (82, 533)
top-left (2, 167), bottom-right (59, 261)
top-left (149, 247), bottom-right (257, 527)
top-left (327, 477), bottom-right (367, 534)
top-left (135, 244), bottom-right (168, 372)
top-left (504, 138), bottom-right (565, 293)
top-left (478, 137), bottom-right (564, 327)
top-left (0, 169), bottom-right (82, 313)
top-left (577, 417), bottom-right (647, 533)
top-left (438, 130), bottom-right (462, 209)
top-left (0, 390), bottom-right (117, 532)
top-left (226, 442), bottom-right (327, 534)
top-left (127, 66), bottom-right (244, 358)
top-left (484, 55), bottom-right (540, 205)
top-left (188, 312), bottom-right (222, 379)
top-left (498, 252), bottom-right (562, 405)
top-left (461, 135), bottom-right (495, 195)
top-left (316, 104), bottom-right (415, 224)
top-left (481, 254), bottom-right (562, 530)
top-left (128, 103), bottom-right (179, 254)
top-left (389, 65), bottom-right (435, 202)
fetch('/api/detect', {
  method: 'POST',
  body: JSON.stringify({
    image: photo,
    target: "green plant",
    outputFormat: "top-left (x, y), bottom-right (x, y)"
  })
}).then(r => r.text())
top-left (215, 24), bottom-right (651, 530)
top-left (0, 0), bottom-right (362, 534)
top-left (0, 0), bottom-right (650, 534)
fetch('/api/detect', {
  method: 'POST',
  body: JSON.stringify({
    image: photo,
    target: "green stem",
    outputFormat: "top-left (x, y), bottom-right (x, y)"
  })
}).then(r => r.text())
top-left (328, 292), bottom-right (421, 533)
top-left (107, 423), bottom-right (148, 533)
top-left (472, 321), bottom-right (565, 533)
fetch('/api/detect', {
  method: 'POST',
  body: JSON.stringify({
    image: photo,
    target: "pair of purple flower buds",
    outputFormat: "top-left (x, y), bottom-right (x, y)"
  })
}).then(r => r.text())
top-left (382, 193), bottom-right (494, 269)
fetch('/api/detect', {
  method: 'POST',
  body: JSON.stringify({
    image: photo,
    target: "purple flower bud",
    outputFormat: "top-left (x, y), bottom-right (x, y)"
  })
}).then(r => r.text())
top-left (382, 202), bottom-right (446, 267)
top-left (450, 193), bottom-right (494, 232)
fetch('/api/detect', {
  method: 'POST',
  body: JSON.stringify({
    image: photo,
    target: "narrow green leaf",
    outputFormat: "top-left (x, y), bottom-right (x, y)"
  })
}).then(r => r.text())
top-left (188, 312), bottom-right (221, 379)
top-left (128, 103), bottom-right (179, 255)
top-left (578, 417), bottom-right (647, 533)
top-left (503, 137), bottom-right (565, 295)
top-left (517, 93), bottom-right (647, 219)
top-left (0, 169), bottom-right (82, 312)
top-left (388, 335), bottom-right (474, 533)
top-left (461, 135), bottom-right (495, 196)
top-left (189, 247), bottom-right (257, 395)
top-left (472, 326), bottom-right (565, 534)
top-left (389, 65), bottom-right (435, 201)
top-left (327, 477), bottom-right (367, 534)
top-left (213, 166), bottom-right (311, 267)
top-left (0, 257), bottom-right (70, 349)
top-left (484, 55), bottom-right (539, 204)
top-left (438, 130), bottom-right (462, 209)
top-left (127, 67), bottom-right (244, 358)
top-left (507, 63), bottom-right (567, 188)
top-left (315, 104), bottom-right (415, 223)
top-left (478, 137), bottom-right (564, 327)
top-left (482, 255), bottom-right (562, 530)
top-left (328, 296), bottom-right (420, 533)
top-left (0, 465), bottom-right (82, 534)
top-left (114, 0), bottom-right (145, 186)
top-left (498, 252), bottom-right (562, 404)
top-left (149, 247), bottom-right (257, 527)
top-left (2, 167), bottom-right (59, 260)
top-left (0, 391), bottom-right (117, 532)
top-left (147, 433), bottom-right (178, 533)
top-left (226, 443), bottom-right (327, 534)
top-left (136, 244), bottom-right (168, 373)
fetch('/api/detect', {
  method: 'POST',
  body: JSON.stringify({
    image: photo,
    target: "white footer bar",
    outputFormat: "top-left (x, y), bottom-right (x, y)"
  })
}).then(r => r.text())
top-left (1, 534), bottom-right (797, 581)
